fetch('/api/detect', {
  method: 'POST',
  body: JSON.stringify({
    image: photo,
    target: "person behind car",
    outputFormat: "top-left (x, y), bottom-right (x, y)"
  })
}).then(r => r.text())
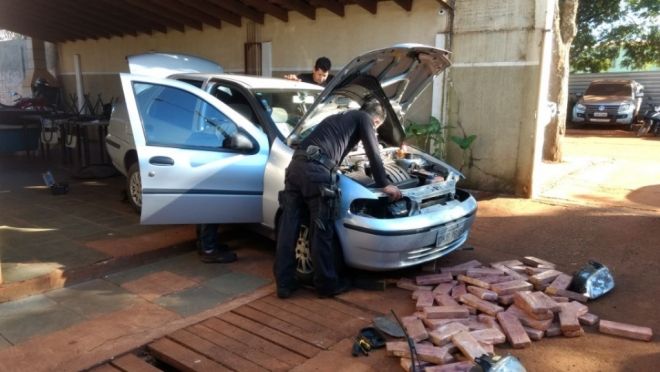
top-left (196, 224), bottom-right (237, 263)
top-left (284, 57), bottom-right (334, 86)
top-left (274, 97), bottom-right (402, 299)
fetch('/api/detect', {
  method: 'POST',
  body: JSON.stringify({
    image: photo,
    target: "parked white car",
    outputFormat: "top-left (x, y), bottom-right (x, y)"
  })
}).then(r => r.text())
top-left (108, 45), bottom-right (477, 276)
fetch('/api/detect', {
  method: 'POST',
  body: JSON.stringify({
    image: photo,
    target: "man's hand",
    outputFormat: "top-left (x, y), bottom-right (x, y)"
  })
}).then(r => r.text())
top-left (283, 74), bottom-right (301, 81)
top-left (383, 184), bottom-right (402, 201)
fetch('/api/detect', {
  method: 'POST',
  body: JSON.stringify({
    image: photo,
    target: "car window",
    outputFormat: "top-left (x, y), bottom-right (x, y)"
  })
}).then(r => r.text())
top-left (177, 78), bottom-right (204, 89)
top-left (253, 89), bottom-right (319, 136)
top-left (292, 93), bottom-right (359, 142)
top-left (132, 82), bottom-right (244, 151)
top-left (585, 83), bottom-right (632, 97)
top-left (210, 84), bottom-right (259, 126)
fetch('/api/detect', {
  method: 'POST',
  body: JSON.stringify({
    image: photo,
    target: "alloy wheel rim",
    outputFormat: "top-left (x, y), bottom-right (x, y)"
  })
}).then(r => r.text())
top-left (295, 225), bottom-right (313, 274)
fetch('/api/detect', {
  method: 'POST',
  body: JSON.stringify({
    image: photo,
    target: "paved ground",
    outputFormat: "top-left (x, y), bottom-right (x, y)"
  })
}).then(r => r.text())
top-left (0, 129), bottom-right (658, 371)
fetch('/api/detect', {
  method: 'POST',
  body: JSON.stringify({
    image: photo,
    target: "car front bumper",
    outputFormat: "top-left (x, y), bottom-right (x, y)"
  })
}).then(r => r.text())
top-left (572, 109), bottom-right (635, 125)
top-left (337, 191), bottom-right (477, 270)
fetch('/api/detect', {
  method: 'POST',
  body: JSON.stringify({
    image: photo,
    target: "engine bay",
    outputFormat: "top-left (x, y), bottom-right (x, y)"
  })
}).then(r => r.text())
top-left (342, 146), bottom-right (464, 219)
top-left (340, 146), bottom-right (451, 189)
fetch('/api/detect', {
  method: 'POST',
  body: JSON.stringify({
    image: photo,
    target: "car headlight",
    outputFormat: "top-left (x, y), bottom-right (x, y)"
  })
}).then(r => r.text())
top-left (618, 103), bottom-right (633, 113)
top-left (574, 103), bottom-right (586, 112)
top-left (349, 197), bottom-right (415, 218)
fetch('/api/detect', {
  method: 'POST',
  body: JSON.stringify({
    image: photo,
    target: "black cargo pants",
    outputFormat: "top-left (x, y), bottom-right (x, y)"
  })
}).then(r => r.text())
top-left (274, 157), bottom-right (340, 296)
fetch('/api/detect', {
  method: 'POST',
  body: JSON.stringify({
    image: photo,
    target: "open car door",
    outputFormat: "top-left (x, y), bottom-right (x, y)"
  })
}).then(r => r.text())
top-left (119, 73), bottom-right (269, 224)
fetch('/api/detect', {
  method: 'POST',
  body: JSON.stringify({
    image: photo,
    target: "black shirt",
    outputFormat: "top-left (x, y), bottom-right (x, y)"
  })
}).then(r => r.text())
top-left (300, 111), bottom-right (390, 187)
top-left (298, 72), bottom-right (334, 87)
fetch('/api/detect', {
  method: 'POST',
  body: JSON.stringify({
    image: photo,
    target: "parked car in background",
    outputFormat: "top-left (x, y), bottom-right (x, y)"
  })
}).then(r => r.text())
top-left (571, 79), bottom-right (644, 129)
top-left (110, 45), bottom-right (477, 277)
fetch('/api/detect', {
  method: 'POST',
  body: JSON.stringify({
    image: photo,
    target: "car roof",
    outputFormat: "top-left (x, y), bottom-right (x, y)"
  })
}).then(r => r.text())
top-left (168, 73), bottom-right (323, 91)
top-left (590, 79), bottom-right (637, 85)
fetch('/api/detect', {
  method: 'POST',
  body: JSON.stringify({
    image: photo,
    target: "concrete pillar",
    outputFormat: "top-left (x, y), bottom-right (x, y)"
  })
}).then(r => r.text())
top-left (447, 0), bottom-right (555, 196)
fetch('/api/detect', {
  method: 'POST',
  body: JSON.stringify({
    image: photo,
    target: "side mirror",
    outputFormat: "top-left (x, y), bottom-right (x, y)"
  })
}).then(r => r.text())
top-left (231, 132), bottom-right (254, 151)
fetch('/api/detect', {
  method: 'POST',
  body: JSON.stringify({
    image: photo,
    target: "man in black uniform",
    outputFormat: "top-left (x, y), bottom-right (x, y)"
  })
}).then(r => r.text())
top-left (284, 57), bottom-right (334, 86)
top-left (275, 98), bottom-right (402, 299)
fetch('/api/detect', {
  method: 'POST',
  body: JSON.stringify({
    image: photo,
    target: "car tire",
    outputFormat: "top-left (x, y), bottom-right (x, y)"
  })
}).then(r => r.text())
top-left (294, 221), bottom-right (344, 286)
top-left (295, 223), bottom-right (314, 284)
top-left (126, 162), bottom-right (142, 213)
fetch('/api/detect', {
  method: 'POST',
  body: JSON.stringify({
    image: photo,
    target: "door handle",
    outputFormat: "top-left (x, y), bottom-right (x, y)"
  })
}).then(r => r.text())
top-left (149, 156), bottom-right (174, 166)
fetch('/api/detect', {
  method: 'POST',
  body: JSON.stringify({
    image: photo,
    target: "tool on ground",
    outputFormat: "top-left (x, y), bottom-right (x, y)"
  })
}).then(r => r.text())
top-left (571, 260), bottom-right (614, 299)
top-left (391, 310), bottom-right (422, 372)
top-left (351, 327), bottom-right (385, 357)
top-left (373, 315), bottom-right (405, 338)
top-left (475, 353), bottom-right (526, 372)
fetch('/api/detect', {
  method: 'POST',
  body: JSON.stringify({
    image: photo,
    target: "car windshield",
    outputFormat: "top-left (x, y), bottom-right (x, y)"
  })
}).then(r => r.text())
top-left (253, 89), bottom-right (320, 137)
top-left (290, 94), bottom-right (360, 143)
top-left (585, 83), bottom-right (632, 97)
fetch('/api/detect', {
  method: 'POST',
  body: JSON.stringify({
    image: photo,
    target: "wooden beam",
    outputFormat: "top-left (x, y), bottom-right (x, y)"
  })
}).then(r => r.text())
top-left (4, 1), bottom-right (101, 41)
top-left (124, 0), bottom-right (202, 31)
top-left (393, 0), bottom-right (413, 12)
top-left (160, 0), bottom-right (224, 29)
top-left (241, 0), bottom-right (288, 22)
top-left (270, 0), bottom-right (316, 20)
top-left (353, 0), bottom-right (378, 14)
top-left (86, 0), bottom-right (167, 37)
top-left (183, 0), bottom-right (243, 27)
top-left (309, 0), bottom-right (345, 17)
top-left (111, 0), bottom-right (176, 34)
top-left (205, 0), bottom-right (264, 24)
top-left (55, 0), bottom-right (138, 38)
top-left (22, 0), bottom-right (112, 40)
top-left (0, 14), bottom-right (68, 42)
top-left (144, 0), bottom-right (205, 30)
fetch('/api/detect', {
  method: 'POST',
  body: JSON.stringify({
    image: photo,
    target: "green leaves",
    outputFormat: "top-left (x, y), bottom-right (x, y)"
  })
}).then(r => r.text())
top-left (571, 0), bottom-right (660, 72)
top-left (405, 116), bottom-right (447, 158)
top-left (449, 134), bottom-right (477, 150)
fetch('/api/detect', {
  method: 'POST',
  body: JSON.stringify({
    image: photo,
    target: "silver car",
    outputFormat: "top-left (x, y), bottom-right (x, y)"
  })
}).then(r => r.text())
top-left (114, 45), bottom-right (477, 274)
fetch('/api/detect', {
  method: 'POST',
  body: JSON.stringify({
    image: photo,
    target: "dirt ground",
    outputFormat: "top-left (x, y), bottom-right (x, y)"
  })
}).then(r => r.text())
top-left (339, 129), bottom-right (660, 371)
top-left (2, 129), bottom-right (657, 371)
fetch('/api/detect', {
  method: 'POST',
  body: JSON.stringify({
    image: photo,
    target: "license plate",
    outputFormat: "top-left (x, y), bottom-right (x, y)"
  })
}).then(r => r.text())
top-left (593, 112), bottom-right (608, 117)
top-left (436, 222), bottom-right (463, 248)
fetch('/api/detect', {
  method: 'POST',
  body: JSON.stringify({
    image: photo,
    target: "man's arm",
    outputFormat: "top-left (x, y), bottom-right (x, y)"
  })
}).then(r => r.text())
top-left (354, 113), bottom-right (402, 201)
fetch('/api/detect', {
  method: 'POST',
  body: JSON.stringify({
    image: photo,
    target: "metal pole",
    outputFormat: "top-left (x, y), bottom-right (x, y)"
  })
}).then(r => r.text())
top-left (73, 54), bottom-right (85, 114)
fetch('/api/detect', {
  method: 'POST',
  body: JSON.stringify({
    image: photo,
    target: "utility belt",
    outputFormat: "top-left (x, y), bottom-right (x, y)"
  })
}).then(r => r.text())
top-left (293, 145), bottom-right (336, 172)
top-left (292, 145), bottom-right (341, 219)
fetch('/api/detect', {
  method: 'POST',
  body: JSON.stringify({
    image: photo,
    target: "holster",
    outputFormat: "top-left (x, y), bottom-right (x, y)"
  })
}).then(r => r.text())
top-left (319, 184), bottom-right (341, 221)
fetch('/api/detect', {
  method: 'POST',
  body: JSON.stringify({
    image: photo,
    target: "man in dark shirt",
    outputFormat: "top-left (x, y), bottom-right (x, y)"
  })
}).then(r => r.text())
top-left (274, 98), bottom-right (401, 299)
top-left (284, 57), bottom-right (334, 86)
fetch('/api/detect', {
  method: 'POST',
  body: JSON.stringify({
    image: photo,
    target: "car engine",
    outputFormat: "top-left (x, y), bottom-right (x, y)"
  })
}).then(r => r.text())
top-left (339, 146), bottom-right (450, 189)
top-left (342, 146), bottom-right (466, 219)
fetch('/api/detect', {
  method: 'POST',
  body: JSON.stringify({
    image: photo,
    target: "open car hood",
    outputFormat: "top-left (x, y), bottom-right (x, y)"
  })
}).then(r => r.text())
top-left (127, 52), bottom-right (223, 78)
top-left (290, 44), bottom-right (451, 147)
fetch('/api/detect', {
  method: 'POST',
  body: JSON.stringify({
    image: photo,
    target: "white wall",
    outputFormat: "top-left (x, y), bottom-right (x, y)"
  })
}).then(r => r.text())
top-left (447, 0), bottom-right (554, 195)
top-left (56, 0), bottom-right (449, 108)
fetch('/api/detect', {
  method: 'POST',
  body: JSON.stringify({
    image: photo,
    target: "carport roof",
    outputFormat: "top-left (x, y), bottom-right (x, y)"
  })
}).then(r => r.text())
top-left (0, 0), bottom-right (449, 43)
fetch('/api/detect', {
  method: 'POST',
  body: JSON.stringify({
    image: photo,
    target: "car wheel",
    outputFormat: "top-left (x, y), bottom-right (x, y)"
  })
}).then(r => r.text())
top-left (294, 222), bottom-right (346, 286)
top-left (295, 224), bottom-right (314, 283)
top-left (126, 163), bottom-right (142, 213)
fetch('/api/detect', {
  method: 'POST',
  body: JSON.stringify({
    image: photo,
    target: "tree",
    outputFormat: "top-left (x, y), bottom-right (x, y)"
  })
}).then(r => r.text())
top-left (571, 0), bottom-right (660, 72)
top-left (543, 0), bottom-right (579, 163)
top-left (543, 0), bottom-right (659, 162)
